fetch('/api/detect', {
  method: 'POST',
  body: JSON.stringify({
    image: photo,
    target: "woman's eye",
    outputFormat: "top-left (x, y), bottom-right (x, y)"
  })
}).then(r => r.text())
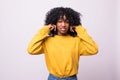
top-left (58, 20), bottom-right (62, 23)
top-left (65, 20), bottom-right (69, 23)
top-left (57, 20), bottom-right (69, 23)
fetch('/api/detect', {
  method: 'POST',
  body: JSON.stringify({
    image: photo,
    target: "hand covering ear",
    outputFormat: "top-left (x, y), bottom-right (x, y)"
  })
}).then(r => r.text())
top-left (70, 26), bottom-right (75, 32)
top-left (48, 24), bottom-right (56, 31)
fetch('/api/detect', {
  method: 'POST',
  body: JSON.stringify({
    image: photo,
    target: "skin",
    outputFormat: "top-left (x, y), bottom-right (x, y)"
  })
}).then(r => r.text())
top-left (48, 16), bottom-right (75, 36)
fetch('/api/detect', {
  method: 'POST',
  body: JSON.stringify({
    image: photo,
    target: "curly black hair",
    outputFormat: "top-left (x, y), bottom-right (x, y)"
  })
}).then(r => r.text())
top-left (44, 7), bottom-right (82, 37)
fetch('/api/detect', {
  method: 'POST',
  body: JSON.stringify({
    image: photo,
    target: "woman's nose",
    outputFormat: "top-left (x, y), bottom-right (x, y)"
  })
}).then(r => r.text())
top-left (61, 21), bottom-right (65, 26)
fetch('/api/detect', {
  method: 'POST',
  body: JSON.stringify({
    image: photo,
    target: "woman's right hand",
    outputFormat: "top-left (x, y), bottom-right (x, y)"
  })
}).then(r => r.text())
top-left (48, 24), bottom-right (56, 31)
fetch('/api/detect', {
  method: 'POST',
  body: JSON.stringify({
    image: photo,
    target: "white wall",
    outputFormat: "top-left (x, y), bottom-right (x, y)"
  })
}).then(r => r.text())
top-left (0, 0), bottom-right (118, 80)
top-left (116, 0), bottom-right (120, 80)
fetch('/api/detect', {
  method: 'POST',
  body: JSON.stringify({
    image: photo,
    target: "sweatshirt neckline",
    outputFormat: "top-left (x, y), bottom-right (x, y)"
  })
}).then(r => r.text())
top-left (54, 35), bottom-right (71, 38)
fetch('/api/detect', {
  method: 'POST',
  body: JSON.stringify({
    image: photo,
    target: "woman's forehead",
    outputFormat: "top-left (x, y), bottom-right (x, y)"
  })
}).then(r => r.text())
top-left (58, 15), bottom-right (68, 20)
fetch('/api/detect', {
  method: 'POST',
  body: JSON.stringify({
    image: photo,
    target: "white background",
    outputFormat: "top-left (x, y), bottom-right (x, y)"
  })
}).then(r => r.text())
top-left (0, 0), bottom-right (119, 80)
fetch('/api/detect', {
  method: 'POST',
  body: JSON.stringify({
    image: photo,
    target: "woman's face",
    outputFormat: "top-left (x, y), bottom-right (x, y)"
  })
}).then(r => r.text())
top-left (56, 16), bottom-right (70, 36)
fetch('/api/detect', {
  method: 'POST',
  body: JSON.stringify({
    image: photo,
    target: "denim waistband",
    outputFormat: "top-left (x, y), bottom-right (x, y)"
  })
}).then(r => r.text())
top-left (48, 74), bottom-right (77, 80)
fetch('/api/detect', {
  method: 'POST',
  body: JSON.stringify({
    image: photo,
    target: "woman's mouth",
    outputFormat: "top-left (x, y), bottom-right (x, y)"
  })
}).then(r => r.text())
top-left (61, 28), bottom-right (66, 31)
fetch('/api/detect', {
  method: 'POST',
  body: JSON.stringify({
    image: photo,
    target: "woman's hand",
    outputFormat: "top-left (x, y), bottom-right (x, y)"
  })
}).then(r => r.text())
top-left (48, 24), bottom-right (56, 31)
top-left (70, 26), bottom-right (76, 32)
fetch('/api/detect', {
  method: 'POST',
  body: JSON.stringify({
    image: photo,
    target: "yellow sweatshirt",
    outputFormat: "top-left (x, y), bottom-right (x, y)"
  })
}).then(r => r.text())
top-left (27, 25), bottom-right (98, 78)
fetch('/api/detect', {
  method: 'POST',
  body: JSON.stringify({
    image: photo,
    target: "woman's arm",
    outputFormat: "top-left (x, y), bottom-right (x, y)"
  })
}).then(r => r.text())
top-left (27, 26), bottom-right (50, 55)
top-left (76, 25), bottom-right (98, 56)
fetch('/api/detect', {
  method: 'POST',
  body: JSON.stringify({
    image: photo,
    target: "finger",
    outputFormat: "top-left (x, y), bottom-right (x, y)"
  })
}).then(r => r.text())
top-left (50, 24), bottom-right (54, 30)
top-left (48, 24), bottom-right (52, 30)
top-left (70, 26), bottom-right (74, 32)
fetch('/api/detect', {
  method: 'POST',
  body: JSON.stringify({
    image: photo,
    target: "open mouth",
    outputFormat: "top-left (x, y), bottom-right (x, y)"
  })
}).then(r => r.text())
top-left (61, 28), bottom-right (66, 31)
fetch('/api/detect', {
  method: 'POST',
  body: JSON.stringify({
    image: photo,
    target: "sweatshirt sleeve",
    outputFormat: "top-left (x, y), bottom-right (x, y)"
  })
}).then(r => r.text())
top-left (27, 26), bottom-right (50, 55)
top-left (75, 25), bottom-right (98, 56)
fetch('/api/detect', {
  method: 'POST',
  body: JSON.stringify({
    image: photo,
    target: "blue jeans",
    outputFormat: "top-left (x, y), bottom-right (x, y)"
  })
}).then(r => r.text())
top-left (48, 74), bottom-right (77, 80)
